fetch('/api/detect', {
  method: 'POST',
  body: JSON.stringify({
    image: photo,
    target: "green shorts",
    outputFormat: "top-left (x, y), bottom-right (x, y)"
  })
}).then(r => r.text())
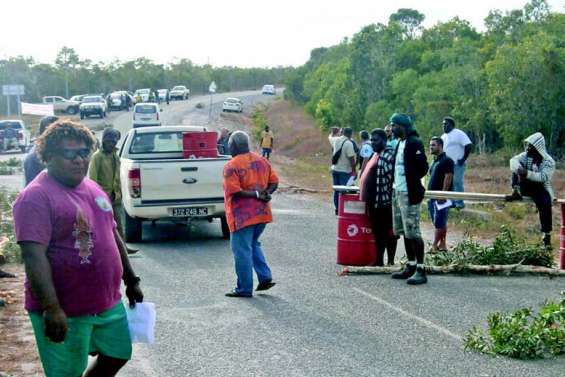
top-left (29, 301), bottom-right (132, 377)
top-left (392, 190), bottom-right (422, 239)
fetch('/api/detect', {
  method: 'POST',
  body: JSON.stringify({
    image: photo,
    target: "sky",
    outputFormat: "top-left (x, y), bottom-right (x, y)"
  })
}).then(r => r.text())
top-left (2, 0), bottom-right (564, 68)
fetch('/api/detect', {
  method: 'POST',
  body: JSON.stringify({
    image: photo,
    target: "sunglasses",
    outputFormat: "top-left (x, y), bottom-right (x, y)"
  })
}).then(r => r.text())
top-left (59, 148), bottom-right (91, 160)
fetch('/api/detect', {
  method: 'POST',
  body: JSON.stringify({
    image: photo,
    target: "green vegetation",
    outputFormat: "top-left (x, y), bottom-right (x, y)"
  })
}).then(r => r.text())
top-left (464, 291), bottom-right (565, 359)
top-left (251, 106), bottom-right (269, 142)
top-left (0, 48), bottom-right (293, 113)
top-left (425, 226), bottom-right (554, 267)
top-left (285, 1), bottom-right (565, 156)
top-left (0, 158), bottom-right (23, 175)
top-left (0, 189), bottom-right (20, 263)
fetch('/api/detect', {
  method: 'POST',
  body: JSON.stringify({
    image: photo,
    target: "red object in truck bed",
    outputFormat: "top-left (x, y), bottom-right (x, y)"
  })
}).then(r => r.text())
top-left (182, 131), bottom-right (219, 158)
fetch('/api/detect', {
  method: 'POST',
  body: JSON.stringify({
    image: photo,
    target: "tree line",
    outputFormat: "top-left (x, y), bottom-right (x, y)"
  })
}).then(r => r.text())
top-left (284, 0), bottom-right (565, 156)
top-left (0, 48), bottom-right (293, 112)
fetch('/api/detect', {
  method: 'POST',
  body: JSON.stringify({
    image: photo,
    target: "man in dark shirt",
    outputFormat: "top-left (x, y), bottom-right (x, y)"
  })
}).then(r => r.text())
top-left (24, 116), bottom-right (59, 186)
top-left (427, 137), bottom-right (454, 252)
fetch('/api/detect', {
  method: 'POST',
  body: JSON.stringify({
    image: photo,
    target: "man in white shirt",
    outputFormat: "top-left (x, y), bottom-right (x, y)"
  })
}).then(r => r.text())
top-left (441, 117), bottom-right (472, 209)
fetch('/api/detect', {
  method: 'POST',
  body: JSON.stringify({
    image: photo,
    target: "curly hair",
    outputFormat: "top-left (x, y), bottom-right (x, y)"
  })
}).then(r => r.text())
top-left (35, 119), bottom-right (97, 163)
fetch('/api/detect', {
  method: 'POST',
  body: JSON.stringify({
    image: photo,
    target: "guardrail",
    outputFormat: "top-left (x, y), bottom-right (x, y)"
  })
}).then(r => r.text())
top-left (333, 185), bottom-right (565, 270)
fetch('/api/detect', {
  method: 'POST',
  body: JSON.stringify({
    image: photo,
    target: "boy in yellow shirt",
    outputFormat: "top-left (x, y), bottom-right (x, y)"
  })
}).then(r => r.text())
top-left (260, 126), bottom-right (274, 159)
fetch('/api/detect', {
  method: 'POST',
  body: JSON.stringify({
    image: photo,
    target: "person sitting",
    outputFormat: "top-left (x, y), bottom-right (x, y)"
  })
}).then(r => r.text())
top-left (505, 132), bottom-right (555, 248)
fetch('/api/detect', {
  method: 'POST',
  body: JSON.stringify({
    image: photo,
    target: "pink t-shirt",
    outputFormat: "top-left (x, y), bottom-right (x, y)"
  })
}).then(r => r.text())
top-left (13, 172), bottom-right (123, 316)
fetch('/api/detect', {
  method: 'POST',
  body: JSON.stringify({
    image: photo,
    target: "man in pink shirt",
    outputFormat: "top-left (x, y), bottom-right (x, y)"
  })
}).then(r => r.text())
top-left (13, 120), bottom-right (143, 377)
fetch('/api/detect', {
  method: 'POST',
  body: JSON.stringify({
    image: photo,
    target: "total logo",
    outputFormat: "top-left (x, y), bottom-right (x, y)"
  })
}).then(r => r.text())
top-left (346, 224), bottom-right (372, 237)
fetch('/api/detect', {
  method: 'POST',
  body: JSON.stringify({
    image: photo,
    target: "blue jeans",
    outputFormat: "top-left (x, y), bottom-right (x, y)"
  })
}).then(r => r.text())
top-left (453, 163), bottom-right (465, 208)
top-left (428, 200), bottom-right (449, 229)
top-left (230, 223), bottom-right (272, 296)
top-left (332, 170), bottom-right (351, 212)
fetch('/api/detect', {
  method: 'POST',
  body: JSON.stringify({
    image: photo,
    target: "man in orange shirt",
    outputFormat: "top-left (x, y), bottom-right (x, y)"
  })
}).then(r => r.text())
top-left (223, 131), bottom-right (279, 297)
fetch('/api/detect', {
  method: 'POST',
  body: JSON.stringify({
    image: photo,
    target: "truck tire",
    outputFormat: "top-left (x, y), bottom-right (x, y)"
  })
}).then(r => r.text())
top-left (67, 106), bottom-right (77, 115)
top-left (124, 211), bottom-right (142, 242)
top-left (80, 112), bottom-right (85, 120)
top-left (220, 216), bottom-right (230, 240)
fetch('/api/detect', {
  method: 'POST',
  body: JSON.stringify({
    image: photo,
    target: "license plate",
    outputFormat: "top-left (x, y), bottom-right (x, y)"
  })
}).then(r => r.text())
top-left (171, 207), bottom-right (208, 217)
top-left (141, 117), bottom-right (151, 121)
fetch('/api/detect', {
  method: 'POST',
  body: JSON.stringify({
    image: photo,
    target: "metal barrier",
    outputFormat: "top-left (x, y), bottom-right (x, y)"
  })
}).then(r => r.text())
top-left (333, 186), bottom-right (565, 270)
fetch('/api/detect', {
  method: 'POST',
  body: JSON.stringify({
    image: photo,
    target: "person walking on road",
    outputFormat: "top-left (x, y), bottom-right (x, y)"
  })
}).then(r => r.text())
top-left (88, 128), bottom-right (139, 255)
top-left (24, 115), bottom-right (58, 186)
top-left (505, 132), bottom-right (555, 248)
top-left (260, 125), bottom-right (274, 159)
top-left (441, 117), bottom-right (471, 209)
top-left (389, 113), bottom-right (429, 285)
top-left (331, 127), bottom-right (357, 215)
top-left (223, 131), bottom-right (279, 297)
top-left (359, 129), bottom-right (398, 266)
top-left (12, 119), bottom-right (144, 377)
top-left (427, 137), bottom-right (454, 252)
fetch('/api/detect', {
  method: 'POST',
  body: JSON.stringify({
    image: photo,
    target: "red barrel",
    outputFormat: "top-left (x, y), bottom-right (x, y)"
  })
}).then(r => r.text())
top-left (336, 193), bottom-right (377, 266)
top-left (559, 203), bottom-right (565, 270)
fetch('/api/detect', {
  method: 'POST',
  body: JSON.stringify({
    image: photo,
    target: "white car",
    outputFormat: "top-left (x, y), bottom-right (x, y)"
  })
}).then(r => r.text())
top-left (262, 85), bottom-right (276, 95)
top-left (79, 96), bottom-right (107, 119)
top-left (0, 120), bottom-right (31, 153)
top-left (42, 96), bottom-right (80, 114)
top-left (222, 97), bottom-right (243, 113)
top-left (132, 103), bottom-right (162, 128)
top-left (134, 88), bottom-right (151, 103)
top-left (157, 89), bottom-right (169, 101)
top-left (169, 85), bottom-right (189, 100)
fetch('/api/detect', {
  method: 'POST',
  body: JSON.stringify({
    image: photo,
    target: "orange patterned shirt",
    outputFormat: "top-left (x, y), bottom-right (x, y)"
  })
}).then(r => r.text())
top-left (223, 152), bottom-right (279, 232)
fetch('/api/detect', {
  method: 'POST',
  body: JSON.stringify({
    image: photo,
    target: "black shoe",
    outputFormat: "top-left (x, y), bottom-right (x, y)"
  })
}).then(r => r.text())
top-left (0, 269), bottom-right (16, 278)
top-left (505, 189), bottom-right (522, 202)
top-left (127, 248), bottom-right (139, 255)
top-left (256, 281), bottom-right (276, 291)
top-left (225, 291), bottom-right (252, 298)
top-left (543, 234), bottom-right (552, 249)
top-left (391, 264), bottom-right (416, 279)
top-left (407, 267), bottom-right (428, 285)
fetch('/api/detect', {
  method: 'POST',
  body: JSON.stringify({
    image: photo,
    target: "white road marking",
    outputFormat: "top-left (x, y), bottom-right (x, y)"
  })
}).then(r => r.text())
top-left (353, 287), bottom-right (462, 341)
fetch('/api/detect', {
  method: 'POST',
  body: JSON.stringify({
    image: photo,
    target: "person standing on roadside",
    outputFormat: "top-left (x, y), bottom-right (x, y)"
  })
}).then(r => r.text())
top-left (89, 128), bottom-right (138, 255)
top-left (331, 127), bottom-right (357, 215)
top-left (24, 115), bottom-right (59, 186)
top-left (359, 129), bottom-right (398, 266)
top-left (505, 132), bottom-right (555, 248)
top-left (389, 114), bottom-right (429, 285)
top-left (3, 123), bottom-right (18, 151)
top-left (223, 131), bottom-right (279, 297)
top-left (328, 127), bottom-right (341, 151)
top-left (260, 125), bottom-right (274, 159)
top-left (441, 117), bottom-right (471, 209)
top-left (12, 120), bottom-right (143, 377)
top-left (427, 137), bottom-right (454, 252)
top-left (384, 124), bottom-right (398, 150)
top-left (217, 127), bottom-right (231, 155)
top-left (358, 130), bottom-right (373, 169)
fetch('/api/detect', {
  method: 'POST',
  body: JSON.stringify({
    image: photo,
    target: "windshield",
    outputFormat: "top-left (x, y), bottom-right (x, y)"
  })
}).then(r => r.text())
top-left (111, 93), bottom-right (123, 98)
top-left (129, 132), bottom-right (183, 154)
top-left (135, 105), bottom-right (157, 114)
top-left (136, 89), bottom-right (150, 94)
top-left (172, 86), bottom-right (185, 91)
top-left (225, 98), bottom-right (239, 103)
top-left (0, 121), bottom-right (23, 130)
top-left (82, 96), bottom-right (102, 103)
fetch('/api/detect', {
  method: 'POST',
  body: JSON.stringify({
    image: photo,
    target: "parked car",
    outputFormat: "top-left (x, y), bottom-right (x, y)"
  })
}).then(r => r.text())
top-left (80, 95), bottom-right (107, 119)
top-left (42, 96), bottom-right (80, 114)
top-left (134, 88), bottom-right (151, 103)
top-left (69, 94), bottom-right (87, 103)
top-left (262, 85), bottom-right (276, 95)
top-left (119, 125), bottom-right (230, 241)
top-left (222, 97), bottom-right (243, 113)
top-left (0, 120), bottom-right (31, 153)
top-left (132, 103), bottom-right (162, 128)
top-left (157, 89), bottom-right (169, 101)
top-left (169, 85), bottom-right (190, 100)
top-left (107, 91), bottom-right (132, 111)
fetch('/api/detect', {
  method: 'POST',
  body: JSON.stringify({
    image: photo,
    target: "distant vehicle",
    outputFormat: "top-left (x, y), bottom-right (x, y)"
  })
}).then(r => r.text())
top-left (70, 94), bottom-right (87, 103)
top-left (107, 91), bottom-right (132, 111)
top-left (134, 88), bottom-right (151, 103)
top-left (157, 89), bottom-right (169, 101)
top-left (222, 97), bottom-right (243, 113)
top-left (119, 125), bottom-right (230, 241)
top-left (80, 95), bottom-right (107, 119)
top-left (262, 85), bottom-right (276, 95)
top-left (42, 96), bottom-right (80, 115)
top-left (169, 85), bottom-right (190, 100)
top-left (132, 103), bottom-right (162, 128)
top-left (0, 120), bottom-right (31, 153)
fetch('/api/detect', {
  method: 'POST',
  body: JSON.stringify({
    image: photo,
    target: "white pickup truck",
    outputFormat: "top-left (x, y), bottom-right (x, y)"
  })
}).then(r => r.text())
top-left (119, 125), bottom-right (230, 242)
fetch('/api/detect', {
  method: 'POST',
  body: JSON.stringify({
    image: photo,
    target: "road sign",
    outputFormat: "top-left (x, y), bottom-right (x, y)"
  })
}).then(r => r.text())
top-left (2, 84), bottom-right (25, 96)
top-left (208, 81), bottom-right (217, 93)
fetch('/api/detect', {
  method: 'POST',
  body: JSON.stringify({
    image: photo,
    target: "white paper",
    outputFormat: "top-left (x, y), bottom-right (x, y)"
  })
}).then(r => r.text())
top-left (435, 199), bottom-right (452, 211)
top-left (125, 302), bottom-right (156, 344)
top-left (346, 176), bottom-right (356, 186)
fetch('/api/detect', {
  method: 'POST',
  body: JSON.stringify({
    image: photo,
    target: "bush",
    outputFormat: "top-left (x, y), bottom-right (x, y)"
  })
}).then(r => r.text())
top-left (0, 189), bottom-right (20, 263)
top-left (464, 291), bottom-right (565, 359)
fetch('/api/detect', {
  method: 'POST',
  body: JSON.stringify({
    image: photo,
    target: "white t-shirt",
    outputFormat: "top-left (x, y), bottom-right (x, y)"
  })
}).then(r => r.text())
top-left (441, 128), bottom-right (472, 162)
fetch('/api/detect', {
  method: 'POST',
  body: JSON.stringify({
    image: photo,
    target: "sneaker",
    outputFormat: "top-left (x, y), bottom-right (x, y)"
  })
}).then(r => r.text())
top-left (505, 188), bottom-right (522, 202)
top-left (225, 291), bottom-right (252, 298)
top-left (542, 234), bottom-right (552, 249)
top-left (407, 267), bottom-right (428, 285)
top-left (391, 264), bottom-right (416, 280)
top-left (256, 281), bottom-right (276, 291)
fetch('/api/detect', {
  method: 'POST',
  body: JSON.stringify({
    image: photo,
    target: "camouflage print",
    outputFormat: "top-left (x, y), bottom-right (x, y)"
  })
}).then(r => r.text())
top-left (392, 190), bottom-right (422, 239)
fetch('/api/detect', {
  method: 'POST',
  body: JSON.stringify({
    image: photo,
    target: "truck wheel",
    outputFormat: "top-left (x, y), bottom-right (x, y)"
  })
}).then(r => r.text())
top-left (20, 146), bottom-right (27, 153)
top-left (80, 112), bottom-right (85, 120)
top-left (124, 211), bottom-right (142, 242)
top-left (220, 216), bottom-right (230, 240)
top-left (67, 106), bottom-right (77, 115)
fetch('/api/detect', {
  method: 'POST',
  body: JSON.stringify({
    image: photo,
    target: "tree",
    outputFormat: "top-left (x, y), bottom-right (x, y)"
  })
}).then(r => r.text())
top-left (389, 8), bottom-right (425, 39)
top-left (55, 47), bottom-right (80, 98)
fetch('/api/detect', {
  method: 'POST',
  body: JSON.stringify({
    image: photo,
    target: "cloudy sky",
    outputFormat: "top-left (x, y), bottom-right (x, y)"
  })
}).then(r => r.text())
top-left (2, 0), bottom-right (564, 67)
